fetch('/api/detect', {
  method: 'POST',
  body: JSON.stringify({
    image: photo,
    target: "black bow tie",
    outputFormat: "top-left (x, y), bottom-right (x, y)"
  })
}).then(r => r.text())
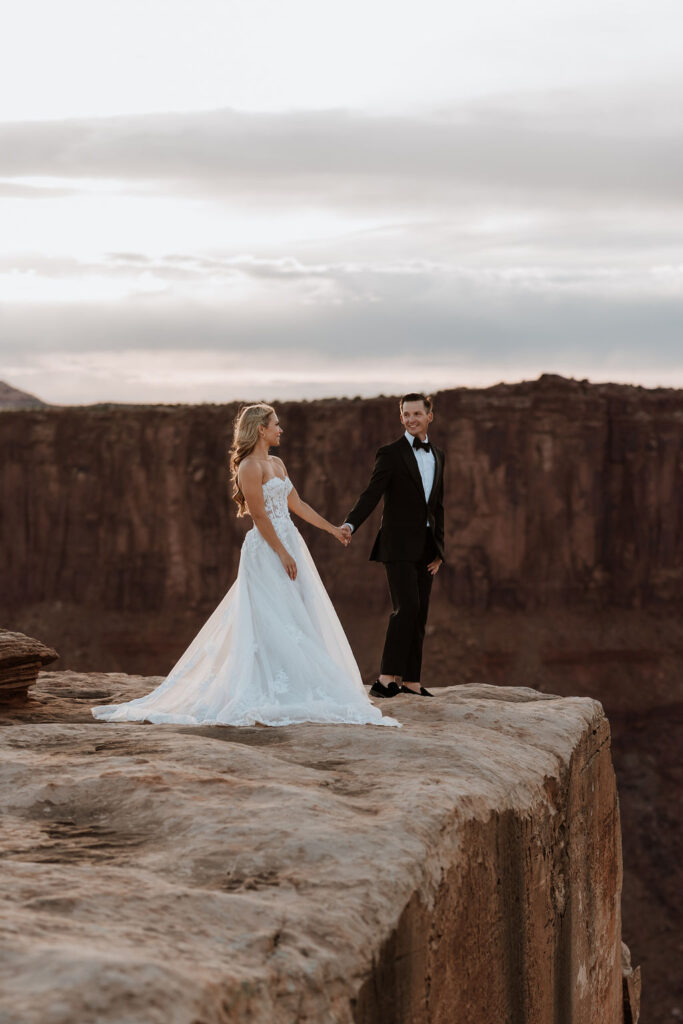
top-left (412, 437), bottom-right (431, 452)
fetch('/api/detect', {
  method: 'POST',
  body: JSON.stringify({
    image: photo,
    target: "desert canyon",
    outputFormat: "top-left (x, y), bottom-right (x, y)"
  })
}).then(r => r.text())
top-left (1, 374), bottom-right (681, 1020)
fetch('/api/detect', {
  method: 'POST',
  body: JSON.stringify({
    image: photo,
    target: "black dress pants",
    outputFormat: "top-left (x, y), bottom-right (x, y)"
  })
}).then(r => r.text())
top-left (380, 527), bottom-right (438, 681)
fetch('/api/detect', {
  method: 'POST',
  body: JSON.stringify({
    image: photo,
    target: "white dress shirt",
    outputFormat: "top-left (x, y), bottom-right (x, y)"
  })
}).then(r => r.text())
top-left (406, 429), bottom-right (435, 505)
top-left (344, 432), bottom-right (435, 533)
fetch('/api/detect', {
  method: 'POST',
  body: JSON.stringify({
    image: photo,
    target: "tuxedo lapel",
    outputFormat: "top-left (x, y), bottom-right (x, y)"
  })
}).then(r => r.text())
top-left (399, 437), bottom-right (427, 499)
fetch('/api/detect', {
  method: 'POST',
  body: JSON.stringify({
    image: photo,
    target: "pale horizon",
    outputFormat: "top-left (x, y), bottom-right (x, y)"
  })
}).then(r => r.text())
top-left (5, 364), bottom-right (683, 411)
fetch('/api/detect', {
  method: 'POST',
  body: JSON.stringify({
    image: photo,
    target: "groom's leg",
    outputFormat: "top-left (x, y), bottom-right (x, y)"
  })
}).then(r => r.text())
top-left (380, 561), bottom-right (421, 678)
top-left (404, 559), bottom-right (434, 682)
top-left (404, 527), bottom-right (438, 683)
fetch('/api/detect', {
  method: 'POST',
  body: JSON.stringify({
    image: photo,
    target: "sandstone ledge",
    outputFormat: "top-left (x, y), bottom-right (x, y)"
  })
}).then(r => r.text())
top-left (0, 629), bottom-right (58, 701)
top-left (0, 674), bottom-right (624, 1023)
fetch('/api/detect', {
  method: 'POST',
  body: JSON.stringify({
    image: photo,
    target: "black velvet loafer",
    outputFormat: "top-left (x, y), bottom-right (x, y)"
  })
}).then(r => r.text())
top-left (399, 685), bottom-right (433, 696)
top-left (369, 680), bottom-right (401, 699)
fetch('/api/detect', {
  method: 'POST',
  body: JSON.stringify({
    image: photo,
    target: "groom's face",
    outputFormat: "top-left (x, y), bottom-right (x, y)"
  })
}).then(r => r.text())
top-left (400, 400), bottom-right (433, 440)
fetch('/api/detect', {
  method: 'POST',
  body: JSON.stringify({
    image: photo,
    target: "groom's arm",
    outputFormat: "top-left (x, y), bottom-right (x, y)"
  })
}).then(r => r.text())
top-left (344, 446), bottom-right (392, 533)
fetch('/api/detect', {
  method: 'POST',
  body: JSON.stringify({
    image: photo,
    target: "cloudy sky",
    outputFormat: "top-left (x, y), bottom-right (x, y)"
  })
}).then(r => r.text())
top-left (1, 0), bottom-right (682, 404)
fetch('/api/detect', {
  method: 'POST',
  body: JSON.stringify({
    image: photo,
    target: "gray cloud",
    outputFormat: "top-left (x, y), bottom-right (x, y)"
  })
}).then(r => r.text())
top-left (3, 227), bottom-right (682, 291)
top-left (3, 284), bottom-right (682, 364)
top-left (0, 181), bottom-right (79, 198)
top-left (2, 251), bottom-right (681, 333)
top-left (1, 83), bottom-right (683, 209)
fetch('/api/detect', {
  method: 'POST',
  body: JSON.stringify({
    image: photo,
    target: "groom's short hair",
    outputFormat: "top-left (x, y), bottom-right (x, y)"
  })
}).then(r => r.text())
top-left (400, 393), bottom-right (432, 412)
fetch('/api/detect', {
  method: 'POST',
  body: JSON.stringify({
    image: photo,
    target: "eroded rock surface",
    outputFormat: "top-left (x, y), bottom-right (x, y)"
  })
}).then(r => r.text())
top-left (0, 629), bottom-right (58, 701)
top-left (0, 673), bottom-right (626, 1024)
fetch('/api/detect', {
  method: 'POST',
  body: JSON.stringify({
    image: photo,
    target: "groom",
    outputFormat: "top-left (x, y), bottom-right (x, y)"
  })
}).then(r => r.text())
top-left (341, 393), bottom-right (445, 697)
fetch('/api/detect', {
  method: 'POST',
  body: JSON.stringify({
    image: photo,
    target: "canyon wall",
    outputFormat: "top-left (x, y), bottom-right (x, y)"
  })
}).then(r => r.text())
top-left (3, 375), bottom-right (683, 642)
top-left (2, 374), bottom-right (681, 1017)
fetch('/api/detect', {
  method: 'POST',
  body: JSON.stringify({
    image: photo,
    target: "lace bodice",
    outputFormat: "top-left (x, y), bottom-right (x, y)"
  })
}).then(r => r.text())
top-left (262, 475), bottom-right (293, 522)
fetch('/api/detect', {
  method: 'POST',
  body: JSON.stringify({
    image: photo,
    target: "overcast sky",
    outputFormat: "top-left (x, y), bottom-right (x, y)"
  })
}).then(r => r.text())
top-left (1, 0), bottom-right (682, 404)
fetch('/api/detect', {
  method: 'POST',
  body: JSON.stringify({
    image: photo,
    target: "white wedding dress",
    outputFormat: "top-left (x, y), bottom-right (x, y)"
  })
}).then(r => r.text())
top-left (92, 476), bottom-right (399, 728)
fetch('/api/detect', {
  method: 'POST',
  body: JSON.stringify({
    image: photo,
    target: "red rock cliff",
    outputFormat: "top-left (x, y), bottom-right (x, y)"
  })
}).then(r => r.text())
top-left (2, 373), bottom-right (681, 1018)
top-left (3, 374), bottom-right (683, 631)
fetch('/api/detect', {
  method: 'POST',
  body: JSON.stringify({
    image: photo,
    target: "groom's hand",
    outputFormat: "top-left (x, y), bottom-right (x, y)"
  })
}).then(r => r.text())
top-left (331, 526), bottom-right (351, 547)
top-left (427, 558), bottom-right (442, 576)
top-left (339, 524), bottom-right (352, 545)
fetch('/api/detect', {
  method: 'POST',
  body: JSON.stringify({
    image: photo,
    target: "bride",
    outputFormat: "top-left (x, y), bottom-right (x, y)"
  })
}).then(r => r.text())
top-left (92, 403), bottom-right (399, 728)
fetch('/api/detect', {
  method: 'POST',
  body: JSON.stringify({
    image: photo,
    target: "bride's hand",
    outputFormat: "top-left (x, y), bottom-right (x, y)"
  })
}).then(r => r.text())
top-left (279, 550), bottom-right (298, 580)
top-left (331, 526), bottom-right (351, 547)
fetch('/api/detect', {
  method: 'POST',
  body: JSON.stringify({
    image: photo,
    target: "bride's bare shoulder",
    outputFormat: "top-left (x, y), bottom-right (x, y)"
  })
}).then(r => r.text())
top-left (237, 457), bottom-right (265, 483)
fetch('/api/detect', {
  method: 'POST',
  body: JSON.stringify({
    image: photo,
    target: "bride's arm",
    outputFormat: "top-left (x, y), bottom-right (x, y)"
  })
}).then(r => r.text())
top-left (238, 462), bottom-right (298, 579)
top-left (286, 477), bottom-right (349, 545)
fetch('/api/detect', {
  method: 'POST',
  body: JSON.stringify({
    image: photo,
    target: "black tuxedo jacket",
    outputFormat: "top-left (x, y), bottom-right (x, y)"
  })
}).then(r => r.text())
top-left (345, 436), bottom-right (445, 563)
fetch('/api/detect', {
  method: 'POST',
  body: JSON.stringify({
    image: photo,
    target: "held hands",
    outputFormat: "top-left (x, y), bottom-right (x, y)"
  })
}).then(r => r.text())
top-left (279, 550), bottom-right (298, 580)
top-left (427, 558), bottom-right (442, 576)
top-left (332, 525), bottom-right (351, 547)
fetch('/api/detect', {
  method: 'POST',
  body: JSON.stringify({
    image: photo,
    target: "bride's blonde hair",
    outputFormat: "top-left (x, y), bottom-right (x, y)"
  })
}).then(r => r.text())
top-left (229, 403), bottom-right (276, 516)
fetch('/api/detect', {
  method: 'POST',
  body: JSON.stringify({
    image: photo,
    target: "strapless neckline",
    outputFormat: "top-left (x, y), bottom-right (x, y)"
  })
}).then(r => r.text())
top-left (262, 476), bottom-right (289, 490)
